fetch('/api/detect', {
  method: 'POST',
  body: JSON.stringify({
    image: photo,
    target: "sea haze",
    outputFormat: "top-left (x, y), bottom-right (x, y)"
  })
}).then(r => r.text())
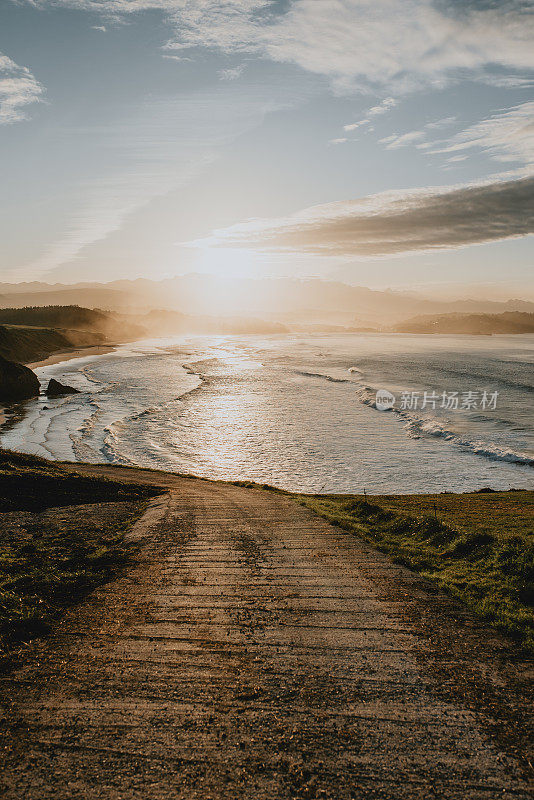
top-left (2, 334), bottom-right (533, 493)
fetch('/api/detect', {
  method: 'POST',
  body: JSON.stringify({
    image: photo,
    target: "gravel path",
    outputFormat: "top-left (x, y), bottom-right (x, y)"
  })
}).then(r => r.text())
top-left (0, 467), bottom-right (532, 799)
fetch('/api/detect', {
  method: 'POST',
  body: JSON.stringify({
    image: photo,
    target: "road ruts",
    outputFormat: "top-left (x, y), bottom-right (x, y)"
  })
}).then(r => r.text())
top-left (0, 468), bottom-right (531, 799)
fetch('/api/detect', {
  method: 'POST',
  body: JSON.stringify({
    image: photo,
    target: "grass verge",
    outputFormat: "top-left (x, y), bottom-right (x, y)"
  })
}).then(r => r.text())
top-left (299, 490), bottom-right (534, 653)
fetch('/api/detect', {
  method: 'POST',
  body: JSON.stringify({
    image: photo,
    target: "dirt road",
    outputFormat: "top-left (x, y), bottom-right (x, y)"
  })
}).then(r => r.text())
top-left (0, 467), bottom-right (532, 799)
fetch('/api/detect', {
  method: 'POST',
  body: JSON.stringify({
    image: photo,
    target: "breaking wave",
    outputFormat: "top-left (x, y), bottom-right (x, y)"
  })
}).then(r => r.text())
top-left (353, 380), bottom-right (534, 467)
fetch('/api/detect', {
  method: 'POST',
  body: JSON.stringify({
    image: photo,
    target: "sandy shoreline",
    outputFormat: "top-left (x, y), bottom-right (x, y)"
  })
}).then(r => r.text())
top-left (26, 344), bottom-right (117, 370)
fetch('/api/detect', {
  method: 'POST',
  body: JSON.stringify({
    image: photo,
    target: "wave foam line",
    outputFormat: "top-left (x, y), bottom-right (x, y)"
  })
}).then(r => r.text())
top-left (401, 413), bottom-right (534, 467)
top-left (354, 384), bottom-right (534, 468)
top-left (295, 370), bottom-right (350, 384)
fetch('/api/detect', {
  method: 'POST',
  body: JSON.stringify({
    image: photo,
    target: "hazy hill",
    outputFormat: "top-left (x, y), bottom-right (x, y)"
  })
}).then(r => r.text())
top-left (393, 312), bottom-right (534, 335)
top-left (0, 287), bottom-right (127, 311)
top-left (1, 276), bottom-right (532, 325)
top-left (0, 306), bottom-right (144, 342)
top-left (0, 306), bottom-right (143, 365)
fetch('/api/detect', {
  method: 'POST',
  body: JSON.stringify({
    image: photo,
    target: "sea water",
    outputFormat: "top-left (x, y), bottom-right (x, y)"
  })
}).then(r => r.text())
top-left (2, 333), bottom-right (533, 493)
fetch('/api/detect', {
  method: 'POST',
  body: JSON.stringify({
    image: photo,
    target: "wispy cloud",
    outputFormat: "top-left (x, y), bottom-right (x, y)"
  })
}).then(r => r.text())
top-left (380, 130), bottom-right (425, 149)
top-left (375, 115), bottom-right (456, 151)
top-left (197, 175), bottom-right (534, 257)
top-left (21, 84), bottom-right (304, 278)
top-left (162, 54), bottom-right (192, 62)
top-left (343, 119), bottom-right (370, 132)
top-left (340, 98), bottom-right (397, 138)
top-left (378, 117), bottom-right (456, 150)
top-left (31, 1), bottom-right (534, 93)
top-left (0, 53), bottom-right (44, 124)
top-left (425, 116), bottom-right (456, 130)
top-left (428, 101), bottom-right (534, 166)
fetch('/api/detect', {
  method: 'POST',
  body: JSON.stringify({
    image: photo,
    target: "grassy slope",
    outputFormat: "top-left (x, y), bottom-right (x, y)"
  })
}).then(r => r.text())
top-left (0, 451), bottom-right (161, 667)
top-left (0, 324), bottom-right (107, 364)
top-left (0, 325), bottom-right (71, 364)
top-left (299, 491), bottom-right (534, 652)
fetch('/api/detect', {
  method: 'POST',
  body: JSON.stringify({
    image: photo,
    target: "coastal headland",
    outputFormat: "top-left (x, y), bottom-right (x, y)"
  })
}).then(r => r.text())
top-left (0, 452), bottom-right (532, 799)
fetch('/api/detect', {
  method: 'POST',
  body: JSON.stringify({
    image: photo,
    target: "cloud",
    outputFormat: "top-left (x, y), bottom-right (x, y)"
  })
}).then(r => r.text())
top-left (198, 175), bottom-right (534, 257)
top-left (340, 98), bottom-right (397, 138)
top-left (329, 137), bottom-right (348, 144)
top-left (475, 74), bottom-right (534, 89)
top-left (218, 65), bottom-right (245, 81)
top-left (166, 0), bottom-right (534, 93)
top-left (425, 116), bottom-right (456, 130)
top-left (376, 105), bottom-right (534, 162)
top-left (368, 97), bottom-right (398, 116)
top-left (376, 117), bottom-right (456, 151)
top-left (343, 119), bottom-right (369, 132)
top-left (0, 53), bottom-right (44, 124)
top-left (92, 25), bottom-right (107, 31)
top-left (380, 130), bottom-right (425, 149)
top-left (428, 101), bottom-right (534, 165)
top-left (162, 54), bottom-right (192, 61)
top-left (30, 1), bottom-right (534, 94)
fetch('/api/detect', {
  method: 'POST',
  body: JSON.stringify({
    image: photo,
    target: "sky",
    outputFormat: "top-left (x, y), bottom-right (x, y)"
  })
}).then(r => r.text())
top-left (0, 0), bottom-right (533, 293)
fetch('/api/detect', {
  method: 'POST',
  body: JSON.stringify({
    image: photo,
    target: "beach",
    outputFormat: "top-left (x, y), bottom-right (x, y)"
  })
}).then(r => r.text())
top-left (26, 344), bottom-right (117, 370)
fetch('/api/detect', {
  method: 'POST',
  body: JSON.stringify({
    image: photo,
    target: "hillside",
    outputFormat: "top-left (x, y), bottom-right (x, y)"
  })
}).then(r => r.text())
top-left (0, 305), bottom-right (149, 365)
top-left (393, 311), bottom-right (534, 335)
top-left (0, 326), bottom-right (80, 364)
top-left (0, 306), bottom-right (144, 342)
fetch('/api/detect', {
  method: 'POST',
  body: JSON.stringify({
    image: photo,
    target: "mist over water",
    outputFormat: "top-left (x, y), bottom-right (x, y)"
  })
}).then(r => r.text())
top-left (2, 333), bottom-right (533, 493)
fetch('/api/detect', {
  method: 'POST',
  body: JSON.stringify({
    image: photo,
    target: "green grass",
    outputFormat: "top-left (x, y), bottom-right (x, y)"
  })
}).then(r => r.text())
top-left (298, 491), bottom-right (534, 653)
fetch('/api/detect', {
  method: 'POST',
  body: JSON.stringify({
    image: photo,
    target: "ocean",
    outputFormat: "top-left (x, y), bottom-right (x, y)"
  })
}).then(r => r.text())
top-left (2, 333), bottom-right (533, 493)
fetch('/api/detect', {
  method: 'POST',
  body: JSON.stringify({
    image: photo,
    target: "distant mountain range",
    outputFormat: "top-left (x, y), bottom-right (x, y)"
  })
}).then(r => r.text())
top-left (1, 275), bottom-right (532, 325)
top-left (392, 312), bottom-right (534, 335)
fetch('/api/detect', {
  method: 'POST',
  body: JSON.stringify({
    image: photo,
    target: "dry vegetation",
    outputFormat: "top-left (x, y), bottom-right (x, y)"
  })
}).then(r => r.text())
top-left (0, 450), bottom-right (160, 669)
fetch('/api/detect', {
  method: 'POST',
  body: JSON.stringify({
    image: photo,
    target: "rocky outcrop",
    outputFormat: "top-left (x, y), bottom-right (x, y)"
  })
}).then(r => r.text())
top-left (0, 355), bottom-right (40, 403)
top-left (46, 379), bottom-right (80, 397)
